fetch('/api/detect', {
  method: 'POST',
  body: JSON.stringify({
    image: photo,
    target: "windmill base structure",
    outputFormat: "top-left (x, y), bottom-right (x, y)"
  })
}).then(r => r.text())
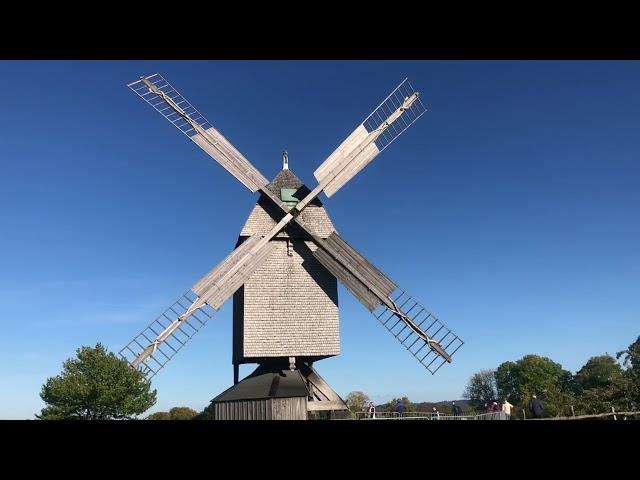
top-left (119, 73), bottom-right (465, 420)
top-left (211, 360), bottom-right (349, 420)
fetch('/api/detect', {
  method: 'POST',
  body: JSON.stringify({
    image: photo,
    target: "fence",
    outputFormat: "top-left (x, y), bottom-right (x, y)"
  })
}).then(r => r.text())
top-left (352, 410), bottom-right (640, 420)
top-left (354, 411), bottom-right (508, 420)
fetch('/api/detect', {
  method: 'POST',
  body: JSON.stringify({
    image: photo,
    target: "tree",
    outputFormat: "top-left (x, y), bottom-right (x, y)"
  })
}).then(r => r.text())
top-left (542, 383), bottom-right (577, 417)
top-left (616, 336), bottom-right (640, 372)
top-left (193, 404), bottom-right (215, 420)
top-left (616, 336), bottom-right (640, 411)
top-left (147, 411), bottom-right (172, 420)
top-left (380, 396), bottom-right (415, 413)
top-left (38, 343), bottom-right (156, 420)
top-left (572, 353), bottom-right (636, 414)
top-left (463, 369), bottom-right (497, 408)
top-left (169, 406), bottom-right (197, 420)
top-left (494, 355), bottom-right (570, 405)
top-left (495, 361), bottom-right (520, 402)
top-left (575, 355), bottom-right (624, 391)
top-left (146, 406), bottom-right (198, 420)
top-left (345, 391), bottom-right (370, 414)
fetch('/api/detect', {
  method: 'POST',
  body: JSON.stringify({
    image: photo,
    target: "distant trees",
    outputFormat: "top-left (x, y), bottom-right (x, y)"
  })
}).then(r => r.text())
top-left (464, 335), bottom-right (640, 418)
top-left (462, 369), bottom-right (497, 409)
top-left (38, 343), bottom-right (156, 420)
top-left (379, 396), bottom-right (415, 413)
top-left (147, 407), bottom-right (198, 420)
top-left (345, 391), bottom-right (371, 414)
top-left (147, 411), bottom-right (172, 420)
top-left (193, 404), bottom-right (215, 420)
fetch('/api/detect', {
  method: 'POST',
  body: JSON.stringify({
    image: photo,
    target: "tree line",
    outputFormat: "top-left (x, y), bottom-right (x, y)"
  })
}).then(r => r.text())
top-left (344, 392), bottom-right (474, 416)
top-left (462, 335), bottom-right (640, 418)
top-left (36, 335), bottom-right (639, 419)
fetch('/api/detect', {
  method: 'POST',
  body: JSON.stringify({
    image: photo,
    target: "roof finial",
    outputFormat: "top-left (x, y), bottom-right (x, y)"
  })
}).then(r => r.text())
top-left (282, 150), bottom-right (289, 170)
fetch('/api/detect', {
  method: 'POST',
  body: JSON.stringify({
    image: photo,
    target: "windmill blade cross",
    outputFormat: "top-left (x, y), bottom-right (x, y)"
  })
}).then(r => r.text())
top-left (206, 79), bottom-right (426, 265)
top-left (124, 73), bottom-right (460, 376)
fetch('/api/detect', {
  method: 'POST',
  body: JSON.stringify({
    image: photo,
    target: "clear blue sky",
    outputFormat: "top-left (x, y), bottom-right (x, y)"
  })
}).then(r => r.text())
top-left (1, 60), bottom-right (638, 419)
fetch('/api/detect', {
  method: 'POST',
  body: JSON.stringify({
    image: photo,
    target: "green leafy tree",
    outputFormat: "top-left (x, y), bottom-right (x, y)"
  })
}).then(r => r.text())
top-left (495, 361), bottom-right (519, 402)
top-left (38, 343), bottom-right (156, 420)
top-left (147, 406), bottom-right (197, 420)
top-left (572, 354), bottom-right (633, 414)
top-left (401, 396), bottom-right (415, 412)
top-left (616, 336), bottom-right (640, 372)
top-left (542, 383), bottom-right (577, 417)
top-left (193, 404), bottom-right (215, 420)
top-left (169, 406), bottom-right (197, 420)
top-left (575, 355), bottom-right (624, 391)
top-left (147, 411), bottom-right (172, 420)
top-left (616, 336), bottom-right (640, 410)
top-left (494, 355), bottom-right (570, 405)
top-left (345, 391), bottom-right (371, 414)
top-left (462, 369), bottom-right (497, 409)
top-left (574, 382), bottom-right (630, 415)
top-left (381, 396), bottom-right (414, 413)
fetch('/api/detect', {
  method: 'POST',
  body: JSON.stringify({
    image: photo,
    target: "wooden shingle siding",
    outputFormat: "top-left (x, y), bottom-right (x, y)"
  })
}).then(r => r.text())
top-left (239, 203), bottom-right (336, 238)
top-left (238, 240), bottom-right (339, 359)
top-left (234, 169), bottom-right (340, 362)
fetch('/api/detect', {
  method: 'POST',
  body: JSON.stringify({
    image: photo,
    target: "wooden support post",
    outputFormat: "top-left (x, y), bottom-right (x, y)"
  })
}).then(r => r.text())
top-left (233, 364), bottom-right (239, 385)
top-left (570, 405), bottom-right (575, 417)
top-left (522, 409), bottom-right (526, 420)
top-left (612, 406), bottom-right (617, 421)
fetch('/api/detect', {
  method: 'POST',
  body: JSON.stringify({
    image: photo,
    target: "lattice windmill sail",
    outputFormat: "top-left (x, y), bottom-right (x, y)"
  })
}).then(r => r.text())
top-left (120, 73), bottom-right (464, 419)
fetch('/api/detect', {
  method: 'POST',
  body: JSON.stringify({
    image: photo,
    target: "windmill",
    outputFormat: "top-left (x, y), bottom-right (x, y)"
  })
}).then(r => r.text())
top-left (120, 73), bottom-right (464, 419)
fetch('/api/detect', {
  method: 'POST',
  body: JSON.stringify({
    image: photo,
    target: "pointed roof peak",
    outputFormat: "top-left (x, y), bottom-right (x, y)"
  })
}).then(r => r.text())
top-left (265, 168), bottom-right (323, 208)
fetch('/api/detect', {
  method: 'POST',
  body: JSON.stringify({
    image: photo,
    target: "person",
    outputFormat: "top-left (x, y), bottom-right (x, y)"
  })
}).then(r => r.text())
top-left (395, 399), bottom-right (405, 417)
top-left (529, 394), bottom-right (544, 419)
top-left (451, 401), bottom-right (462, 417)
top-left (501, 398), bottom-right (514, 420)
top-left (431, 406), bottom-right (440, 420)
top-left (367, 401), bottom-right (376, 419)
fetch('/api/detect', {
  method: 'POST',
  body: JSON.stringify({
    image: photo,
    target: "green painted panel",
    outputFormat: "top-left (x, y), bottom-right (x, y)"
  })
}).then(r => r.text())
top-left (280, 188), bottom-right (299, 204)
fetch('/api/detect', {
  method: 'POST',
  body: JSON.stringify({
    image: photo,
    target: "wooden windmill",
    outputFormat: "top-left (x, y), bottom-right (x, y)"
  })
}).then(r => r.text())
top-left (120, 73), bottom-right (464, 419)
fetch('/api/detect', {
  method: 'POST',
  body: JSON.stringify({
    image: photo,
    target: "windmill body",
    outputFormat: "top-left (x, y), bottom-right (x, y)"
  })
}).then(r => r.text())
top-left (234, 168), bottom-right (339, 370)
top-left (119, 73), bottom-right (465, 419)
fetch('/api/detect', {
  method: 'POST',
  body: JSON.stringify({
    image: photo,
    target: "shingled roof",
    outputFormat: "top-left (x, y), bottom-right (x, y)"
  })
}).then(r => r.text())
top-left (212, 364), bottom-right (310, 402)
top-left (239, 169), bottom-right (336, 239)
top-left (265, 169), bottom-right (322, 206)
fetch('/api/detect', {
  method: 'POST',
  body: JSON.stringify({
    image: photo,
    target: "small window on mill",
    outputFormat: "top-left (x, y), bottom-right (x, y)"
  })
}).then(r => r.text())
top-left (280, 188), bottom-right (299, 208)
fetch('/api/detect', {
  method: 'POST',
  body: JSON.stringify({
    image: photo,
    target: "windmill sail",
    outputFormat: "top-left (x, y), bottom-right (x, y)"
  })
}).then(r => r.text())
top-left (128, 74), bottom-right (269, 192)
top-left (119, 290), bottom-right (217, 378)
top-left (314, 78), bottom-right (426, 198)
top-left (312, 232), bottom-right (463, 372)
top-left (119, 235), bottom-right (276, 378)
top-left (373, 289), bottom-right (464, 374)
